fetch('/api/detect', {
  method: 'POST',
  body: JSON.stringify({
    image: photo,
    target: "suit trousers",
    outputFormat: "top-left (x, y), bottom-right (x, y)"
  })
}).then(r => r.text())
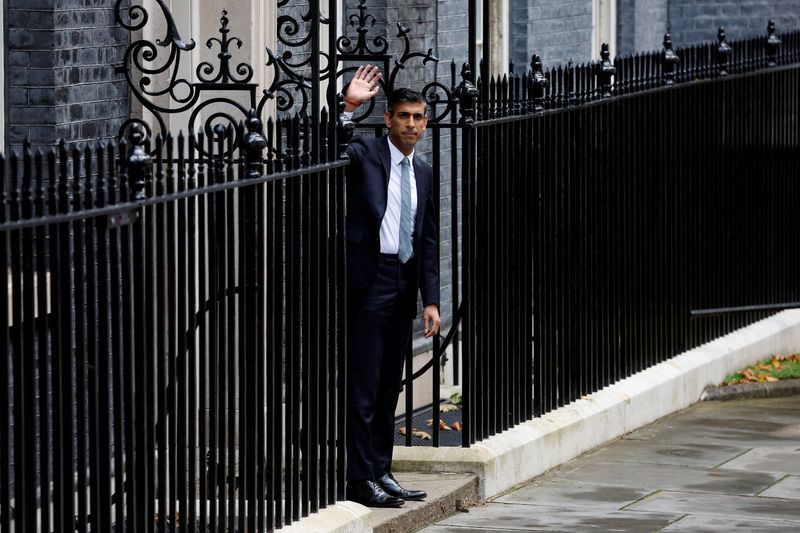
top-left (346, 254), bottom-right (413, 481)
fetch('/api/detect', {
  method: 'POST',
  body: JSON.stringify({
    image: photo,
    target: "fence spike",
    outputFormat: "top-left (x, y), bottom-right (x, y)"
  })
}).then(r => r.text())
top-left (83, 145), bottom-right (93, 208)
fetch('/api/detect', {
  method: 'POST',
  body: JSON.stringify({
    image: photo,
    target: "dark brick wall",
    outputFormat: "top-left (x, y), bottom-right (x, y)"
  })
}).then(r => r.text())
top-left (510, 0), bottom-right (594, 70)
top-left (616, 0), bottom-right (669, 55)
top-left (6, 0), bottom-right (57, 149)
top-left (5, 0), bottom-right (128, 149)
top-left (668, 0), bottom-right (800, 46)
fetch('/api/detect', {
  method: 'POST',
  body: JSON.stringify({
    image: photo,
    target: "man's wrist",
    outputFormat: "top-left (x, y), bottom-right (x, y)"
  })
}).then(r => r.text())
top-left (343, 95), bottom-right (360, 112)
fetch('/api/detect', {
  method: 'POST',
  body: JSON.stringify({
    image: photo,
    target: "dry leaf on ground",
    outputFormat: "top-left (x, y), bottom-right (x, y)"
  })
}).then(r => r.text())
top-left (398, 427), bottom-right (407, 435)
top-left (441, 404), bottom-right (460, 413)
top-left (425, 419), bottom-right (452, 430)
top-left (451, 421), bottom-right (463, 431)
top-left (412, 429), bottom-right (432, 440)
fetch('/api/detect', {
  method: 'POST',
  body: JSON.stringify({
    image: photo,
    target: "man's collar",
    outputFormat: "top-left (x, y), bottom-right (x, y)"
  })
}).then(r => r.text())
top-left (386, 137), bottom-right (415, 166)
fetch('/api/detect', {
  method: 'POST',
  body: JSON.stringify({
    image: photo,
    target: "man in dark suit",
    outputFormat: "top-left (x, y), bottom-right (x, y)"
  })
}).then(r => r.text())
top-left (341, 65), bottom-right (441, 508)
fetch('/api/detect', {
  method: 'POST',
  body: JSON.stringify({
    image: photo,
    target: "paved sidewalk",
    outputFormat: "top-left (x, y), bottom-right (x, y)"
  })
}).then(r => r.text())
top-left (421, 395), bottom-right (800, 532)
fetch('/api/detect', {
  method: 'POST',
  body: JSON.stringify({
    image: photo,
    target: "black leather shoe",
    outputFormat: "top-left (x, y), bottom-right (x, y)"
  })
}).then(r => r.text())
top-left (377, 473), bottom-right (427, 501)
top-left (346, 480), bottom-right (405, 508)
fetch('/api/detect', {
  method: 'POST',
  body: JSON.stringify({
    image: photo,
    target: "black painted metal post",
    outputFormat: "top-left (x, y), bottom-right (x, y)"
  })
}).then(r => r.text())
top-left (716, 27), bottom-right (732, 77)
top-left (766, 20), bottom-right (781, 67)
top-left (662, 34), bottom-right (680, 85)
top-left (531, 55), bottom-right (548, 112)
top-left (597, 43), bottom-right (616, 98)
top-left (455, 63), bottom-right (478, 446)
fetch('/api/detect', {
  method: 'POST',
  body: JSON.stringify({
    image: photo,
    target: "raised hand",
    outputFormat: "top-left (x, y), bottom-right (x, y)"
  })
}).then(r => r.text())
top-left (345, 65), bottom-right (382, 110)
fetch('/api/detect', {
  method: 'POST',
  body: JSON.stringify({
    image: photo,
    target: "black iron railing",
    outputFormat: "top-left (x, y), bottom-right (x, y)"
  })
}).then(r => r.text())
top-left (4, 0), bottom-right (800, 529)
top-left (459, 25), bottom-right (800, 445)
top-left (0, 112), bottom-right (347, 532)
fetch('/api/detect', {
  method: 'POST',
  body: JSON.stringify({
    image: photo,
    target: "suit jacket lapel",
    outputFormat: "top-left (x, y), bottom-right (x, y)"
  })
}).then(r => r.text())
top-left (378, 136), bottom-right (392, 188)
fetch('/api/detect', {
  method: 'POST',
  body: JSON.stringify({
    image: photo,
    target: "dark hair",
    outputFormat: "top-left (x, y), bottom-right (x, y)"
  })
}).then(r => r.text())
top-left (386, 88), bottom-right (426, 115)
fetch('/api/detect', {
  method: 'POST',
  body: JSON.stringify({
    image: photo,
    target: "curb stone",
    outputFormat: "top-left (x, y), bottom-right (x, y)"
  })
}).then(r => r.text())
top-left (700, 378), bottom-right (800, 401)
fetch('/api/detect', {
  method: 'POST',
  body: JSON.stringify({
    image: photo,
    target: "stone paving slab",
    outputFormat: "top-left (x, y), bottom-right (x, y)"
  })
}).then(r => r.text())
top-left (496, 480), bottom-right (651, 511)
top-left (623, 400), bottom-right (800, 447)
top-left (421, 502), bottom-right (682, 532)
top-left (538, 459), bottom-right (780, 495)
top-left (421, 396), bottom-right (800, 533)
top-left (759, 475), bottom-right (800, 499)
top-left (584, 439), bottom-right (747, 468)
top-left (719, 446), bottom-right (800, 475)
top-left (626, 489), bottom-right (800, 522)
top-left (659, 514), bottom-right (800, 532)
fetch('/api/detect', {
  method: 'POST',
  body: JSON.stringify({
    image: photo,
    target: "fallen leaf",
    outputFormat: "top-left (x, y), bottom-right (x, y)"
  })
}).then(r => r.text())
top-left (451, 421), bottom-right (463, 431)
top-left (425, 419), bottom-right (452, 430)
top-left (398, 427), bottom-right (407, 435)
top-left (772, 359), bottom-right (782, 368)
top-left (580, 395), bottom-right (592, 401)
top-left (742, 369), bottom-right (757, 382)
top-left (412, 429), bottom-right (432, 440)
top-left (441, 404), bottom-right (460, 413)
top-left (765, 375), bottom-right (779, 382)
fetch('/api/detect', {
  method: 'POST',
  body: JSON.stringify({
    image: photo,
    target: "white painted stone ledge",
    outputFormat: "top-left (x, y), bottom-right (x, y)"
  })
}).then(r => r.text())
top-left (282, 501), bottom-right (372, 533)
top-left (393, 309), bottom-right (800, 499)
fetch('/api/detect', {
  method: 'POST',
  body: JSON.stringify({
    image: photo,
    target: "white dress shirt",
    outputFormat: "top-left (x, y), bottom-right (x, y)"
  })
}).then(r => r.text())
top-left (380, 139), bottom-right (418, 255)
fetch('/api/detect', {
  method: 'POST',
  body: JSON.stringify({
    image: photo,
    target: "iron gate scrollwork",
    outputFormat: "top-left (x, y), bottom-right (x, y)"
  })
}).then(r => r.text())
top-left (113, 0), bottom-right (474, 455)
top-left (116, 0), bottom-right (467, 148)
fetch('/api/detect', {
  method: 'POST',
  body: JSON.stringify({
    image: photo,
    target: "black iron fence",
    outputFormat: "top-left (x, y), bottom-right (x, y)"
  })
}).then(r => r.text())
top-left (459, 26), bottom-right (800, 444)
top-left (0, 112), bottom-right (347, 532)
top-left (4, 1), bottom-right (800, 529)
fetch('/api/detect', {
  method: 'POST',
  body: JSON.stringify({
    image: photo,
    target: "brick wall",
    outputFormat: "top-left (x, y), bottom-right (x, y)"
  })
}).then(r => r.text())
top-left (616, 0), bottom-right (669, 55)
top-left (510, 0), bottom-right (594, 70)
top-left (668, 0), bottom-right (800, 46)
top-left (6, 0), bottom-right (57, 149)
top-left (5, 0), bottom-right (128, 150)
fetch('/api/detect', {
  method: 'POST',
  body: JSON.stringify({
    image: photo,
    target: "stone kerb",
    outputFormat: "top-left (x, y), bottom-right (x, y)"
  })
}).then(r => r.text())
top-left (392, 309), bottom-right (800, 499)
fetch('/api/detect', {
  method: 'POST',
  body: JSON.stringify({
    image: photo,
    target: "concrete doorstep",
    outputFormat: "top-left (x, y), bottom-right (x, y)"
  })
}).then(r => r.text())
top-left (283, 473), bottom-right (478, 533)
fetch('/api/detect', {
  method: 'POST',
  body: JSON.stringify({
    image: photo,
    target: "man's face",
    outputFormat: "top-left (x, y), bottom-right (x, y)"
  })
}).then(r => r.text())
top-left (384, 101), bottom-right (428, 155)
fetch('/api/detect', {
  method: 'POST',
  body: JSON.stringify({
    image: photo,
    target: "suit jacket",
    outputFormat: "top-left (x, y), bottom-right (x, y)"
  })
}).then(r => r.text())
top-left (344, 134), bottom-right (440, 318)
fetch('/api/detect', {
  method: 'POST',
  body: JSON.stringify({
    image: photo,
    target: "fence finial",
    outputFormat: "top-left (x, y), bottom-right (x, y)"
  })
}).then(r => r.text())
top-left (244, 109), bottom-right (267, 179)
top-left (127, 123), bottom-right (150, 201)
top-left (661, 33), bottom-right (680, 85)
top-left (766, 20), bottom-right (781, 67)
top-left (716, 27), bottom-right (732, 76)
top-left (596, 43), bottom-right (616, 98)
top-left (530, 54), bottom-right (548, 112)
top-left (455, 63), bottom-right (479, 125)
